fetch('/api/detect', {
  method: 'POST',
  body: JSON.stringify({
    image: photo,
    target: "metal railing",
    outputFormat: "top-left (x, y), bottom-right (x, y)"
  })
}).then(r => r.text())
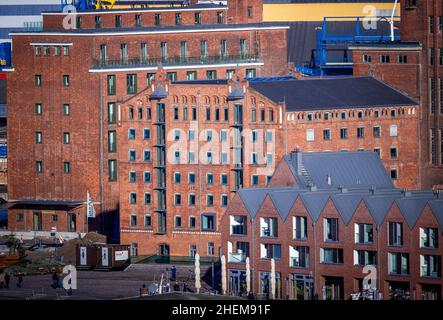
top-left (92, 54), bottom-right (262, 69)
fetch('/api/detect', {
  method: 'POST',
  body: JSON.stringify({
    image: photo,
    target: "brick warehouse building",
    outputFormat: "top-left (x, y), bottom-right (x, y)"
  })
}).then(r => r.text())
top-left (222, 150), bottom-right (443, 300)
top-left (6, 0), bottom-right (289, 242)
top-left (104, 74), bottom-right (418, 257)
top-left (351, 0), bottom-right (443, 189)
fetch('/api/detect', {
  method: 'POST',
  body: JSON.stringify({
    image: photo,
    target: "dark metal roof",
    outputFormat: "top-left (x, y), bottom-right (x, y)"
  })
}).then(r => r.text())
top-left (8, 199), bottom-right (84, 207)
top-left (149, 86), bottom-right (168, 100)
top-left (250, 76), bottom-right (417, 111)
top-left (348, 41), bottom-right (421, 50)
top-left (227, 88), bottom-right (245, 101)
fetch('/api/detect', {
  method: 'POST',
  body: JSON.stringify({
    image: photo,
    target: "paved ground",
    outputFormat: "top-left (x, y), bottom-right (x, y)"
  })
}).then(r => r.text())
top-left (0, 264), bottom-right (227, 300)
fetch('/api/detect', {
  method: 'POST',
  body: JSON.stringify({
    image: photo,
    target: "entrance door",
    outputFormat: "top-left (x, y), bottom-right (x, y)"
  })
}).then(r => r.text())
top-left (80, 247), bottom-right (87, 266)
top-left (68, 212), bottom-right (76, 232)
top-left (158, 243), bottom-right (170, 256)
top-left (33, 212), bottom-right (42, 231)
top-left (102, 247), bottom-right (109, 267)
top-left (324, 276), bottom-right (344, 300)
top-left (229, 270), bottom-right (246, 296)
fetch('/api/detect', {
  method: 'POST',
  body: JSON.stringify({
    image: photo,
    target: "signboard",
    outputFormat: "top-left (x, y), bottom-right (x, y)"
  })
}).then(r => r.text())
top-left (101, 247), bottom-right (109, 267)
top-left (80, 246), bottom-right (87, 266)
top-left (115, 250), bottom-right (129, 261)
top-left (87, 191), bottom-right (96, 218)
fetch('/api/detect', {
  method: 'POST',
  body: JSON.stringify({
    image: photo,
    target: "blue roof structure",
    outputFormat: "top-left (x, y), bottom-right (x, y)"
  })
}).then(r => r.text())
top-left (149, 86), bottom-right (168, 100)
top-left (227, 88), bottom-right (245, 101)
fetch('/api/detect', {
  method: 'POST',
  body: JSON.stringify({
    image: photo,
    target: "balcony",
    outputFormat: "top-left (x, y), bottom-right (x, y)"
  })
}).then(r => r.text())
top-left (91, 54), bottom-right (262, 70)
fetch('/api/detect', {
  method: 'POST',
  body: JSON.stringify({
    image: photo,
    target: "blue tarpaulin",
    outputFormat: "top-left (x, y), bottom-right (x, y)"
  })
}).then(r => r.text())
top-left (0, 145), bottom-right (7, 157)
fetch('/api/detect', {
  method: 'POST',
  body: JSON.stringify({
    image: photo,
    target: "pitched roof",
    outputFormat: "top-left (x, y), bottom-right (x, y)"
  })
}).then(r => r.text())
top-left (285, 151), bottom-right (395, 189)
top-left (331, 194), bottom-right (364, 224)
top-left (269, 190), bottom-right (300, 221)
top-left (395, 197), bottom-right (430, 229)
top-left (299, 192), bottom-right (330, 222)
top-left (249, 77), bottom-right (417, 111)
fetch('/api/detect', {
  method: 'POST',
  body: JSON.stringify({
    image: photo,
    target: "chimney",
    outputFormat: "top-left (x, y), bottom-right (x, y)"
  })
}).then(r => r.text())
top-left (291, 148), bottom-right (303, 176)
top-left (433, 189), bottom-right (440, 199)
top-left (308, 184), bottom-right (317, 192)
top-left (338, 185), bottom-right (348, 193)
top-left (369, 186), bottom-right (376, 195)
top-left (326, 174), bottom-right (332, 186)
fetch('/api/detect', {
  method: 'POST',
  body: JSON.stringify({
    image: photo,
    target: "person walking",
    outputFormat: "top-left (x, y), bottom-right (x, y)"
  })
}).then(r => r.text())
top-left (52, 271), bottom-right (59, 289)
top-left (0, 272), bottom-right (5, 288)
top-left (16, 273), bottom-right (23, 288)
top-left (4, 272), bottom-right (10, 289)
top-left (171, 265), bottom-right (177, 281)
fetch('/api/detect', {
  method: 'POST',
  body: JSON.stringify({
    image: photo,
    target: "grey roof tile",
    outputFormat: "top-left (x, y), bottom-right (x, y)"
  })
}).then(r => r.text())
top-left (395, 198), bottom-right (430, 229)
top-left (363, 196), bottom-right (398, 226)
top-left (237, 188), bottom-right (269, 219)
top-left (331, 194), bottom-right (364, 225)
top-left (429, 200), bottom-right (443, 228)
top-left (299, 192), bottom-right (330, 222)
top-left (269, 190), bottom-right (300, 221)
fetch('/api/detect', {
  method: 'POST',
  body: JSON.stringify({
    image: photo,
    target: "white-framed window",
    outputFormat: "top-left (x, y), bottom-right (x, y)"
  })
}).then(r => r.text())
top-left (306, 129), bottom-right (315, 141)
top-left (390, 124), bottom-right (398, 137)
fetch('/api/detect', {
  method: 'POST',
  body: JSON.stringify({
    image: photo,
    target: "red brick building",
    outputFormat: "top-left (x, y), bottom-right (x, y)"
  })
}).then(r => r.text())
top-left (352, 0), bottom-right (443, 189)
top-left (222, 150), bottom-right (443, 300)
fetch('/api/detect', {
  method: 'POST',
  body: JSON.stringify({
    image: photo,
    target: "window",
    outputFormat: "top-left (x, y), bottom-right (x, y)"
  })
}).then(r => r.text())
top-left (363, 54), bottom-right (372, 63)
top-left (126, 74), bottom-right (137, 94)
top-left (143, 150), bottom-right (151, 162)
top-left (266, 153), bottom-right (273, 165)
top-left (420, 255), bottom-right (441, 277)
top-left (341, 112), bottom-right (346, 120)
top-left (175, 13), bottom-right (182, 25)
top-left (108, 159), bottom-right (117, 181)
top-left (430, 128), bottom-right (436, 164)
top-left (161, 42), bottom-right (168, 61)
top-left (63, 162), bottom-right (70, 174)
top-left (221, 194), bottom-right (228, 207)
top-left (130, 214), bottom-right (137, 227)
top-left (430, 48), bottom-right (435, 65)
top-left (217, 11), bottom-right (224, 24)
top-left (175, 216), bottom-right (182, 228)
top-left (420, 227), bottom-right (439, 248)
top-left (206, 130), bottom-right (213, 142)
top-left (174, 194), bottom-right (181, 206)
top-left (260, 217), bottom-right (278, 237)
top-left (354, 250), bottom-right (377, 266)
top-left (390, 168), bottom-right (398, 180)
top-left (440, 48), bottom-right (443, 66)
top-left (36, 161), bottom-right (43, 173)
top-left (306, 129), bottom-right (315, 141)
top-left (129, 192), bottom-right (137, 205)
top-left (206, 172), bottom-right (214, 185)
top-left (189, 244), bottom-right (197, 258)
top-left (206, 194), bottom-right (214, 207)
top-left (340, 128), bottom-right (348, 139)
top-left (247, 6), bottom-right (253, 18)
top-left (143, 128), bottom-right (150, 140)
top-left (129, 150), bottom-right (136, 162)
top-left (35, 46), bottom-right (41, 56)
top-left (374, 148), bottom-right (381, 157)
top-left (290, 246), bottom-right (309, 268)
top-left (251, 175), bottom-right (259, 186)
top-left (373, 126), bottom-right (381, 138)
top-left (220, 39), bottom-right (227, 57)
top-left (115, 15), bottom-right (122, 27)
top-left (380, 55), bottom-right (390, 63)
top-left (429, 16), bottom-right (434, 34)
top-left (95, 15), bottom-right (102, 28)
top-left (206, 152), bottom-right (213, 164)
top-left (200, 40), bottom-right (207, 59)
top-left (195, 12), bottom-right (201, 24)
top-left (390, 147), bottom-right (398, 159)
top-left (357, 127), bottom-right (365, 138)
top-left (62, 103), bottom-right (70, 116)
top-left (388, 252), bottom-right (409, 275)
top-left (62, 75), bottom-right (70, 87)
top-left (174, 172), bottom-right (181, 184)
top-left (155, 14), bottom-right (161, 26)
top-left (35, 132), bottom-right (42, 144)
top-left (251, 130), bottom-right (259, 142)
top-left (189, 194), bottom-right (196, 206)
top-left (189, 216), bottom-right (196, 229)
top-left (246, 68), bottom-right (256, 78)
top-left (186, 71), bottom-right (197, 81)
top-left (388, 222), bottom-right (403, 246)
top-left (201, 214), bottom-right (215, 231)
top-left (107, 75), bottom-right (116, 96)
top-left (260, 109), bottom-right (265, 122)
top-left (191, 108), bottom-right (197, 121)
top-left (221, 173), bottom-right (228, 185)
top-left (173, 128), bottom-right (180, 141)
top-left (128, 128), bottom-right (136, 140)
top-left (226, 69), bottom-right (235, 79)
top-left (323, 129), bottom-right (331, 140)
top-left (354, 223), bottom-right (374, 244)
top-left (206, 70), bottom-right (217, 80)
top-left (320, 248), bottom-right (343, 264)
top-left (430, 78), bottom-right (436, 113)
top-left (143, 171), bottom-right (151, 183)
top-left (251, 152), bottom-right (258, 165)
top-left (108, 130), bottom-right (116, 152)
top-left (398, 55), bottom-right (408, 64)
top-left (260, 244), bottom-right (281, 260)
top-left (167, 72), bottom-right (177, 82)
top-left (188, 172), bottom-right (195, 184)
top-left (129, 171), bottom-right (136, 183)
top-left (135, 14), bottom-right (142, 27)
top-left (293, 216), bottom-right (308, 240)
top-left (145, 215), bottom-right (152, 228)
top-left (324, 218), bottom-right (339, 242)
top-left (108, 103), bottom-right (117, 124)
top-left (230, 216), bottom-right (247, 235)
top-left (35, 74), bottom-right (42, 87)
top-left (207, 242), bottom-right (215, 256)
top-left (63, 132), bottom-right (70, 144)
top-left (146, 73), bottom-right (155, 87)
top-left (390, 125), bottom-right (398, 137)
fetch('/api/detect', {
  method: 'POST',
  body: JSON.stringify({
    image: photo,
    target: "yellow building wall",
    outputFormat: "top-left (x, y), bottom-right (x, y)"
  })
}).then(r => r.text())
top-left (263, 3), bottom-right (400, 22)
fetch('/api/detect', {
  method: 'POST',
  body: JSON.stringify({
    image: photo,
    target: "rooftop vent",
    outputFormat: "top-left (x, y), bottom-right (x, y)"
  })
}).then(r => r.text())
top-left (402, 190), bottom-right (412, 197)
top-left (338, 185), bottom-right (348, 193)
top-left (369, 186), bottom-right (376, 195)
top-left (326, 174), bottom-right (332, 186)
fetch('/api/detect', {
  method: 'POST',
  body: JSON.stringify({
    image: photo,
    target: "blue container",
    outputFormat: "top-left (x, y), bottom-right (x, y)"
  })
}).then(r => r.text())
top-left (0, 145), bottom-right (7, 157)
top-left (0, 43), bottom-right (11, 70)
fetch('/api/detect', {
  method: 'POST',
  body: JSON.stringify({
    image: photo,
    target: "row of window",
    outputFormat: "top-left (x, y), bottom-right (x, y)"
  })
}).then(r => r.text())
top-left (230, 216), bottom-right (439, 249)
top-left (429, 128), bottom-right (443, 166)
top-left (428, 78), bottom-right (443, 115)
top-left (428, 15), bottom-right (443, 34)
top-left (305, 125), bottom-right (398, 142)
top-left (34, 46), bottom-right (70, 57)
top-left (35, 161), bottom-right (71, 174)
top-left (35, 132), bottom-right (71, 144)
top-left (34, 74), bottom-right (70, 87)
top-left (363, 54), bottom-right (409, 64)
top-left (130, 212), bottom-right (217, 232)
top-left (128, 191), bottom-right (229, 207)
top-left (289, 108), bottom-right (407, 122)
top-left (87, 11), bottom-right (228, 29)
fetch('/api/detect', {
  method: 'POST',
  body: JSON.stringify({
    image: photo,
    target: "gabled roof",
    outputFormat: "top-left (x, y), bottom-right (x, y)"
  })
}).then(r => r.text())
top-left (331, 194), bottom-right (364, 225)
top-left (249, 77), bottom-right (417, 111)
top-left (227, 88), bottom-right (245, 101)
top-left (428, 200), bottom-right (443, 229)
top-left (363, 195), bottom-right (399, 226)
top-left (299, 192), bottom-right (330, 222)
top-left (149, 86), bottom-right (168, 100)
top-left (395, 197), bottom-right (430, 229)
top-left (237, 188), bottom-right (269, 219)
top-left (269, 190), bottom-right (300, 221)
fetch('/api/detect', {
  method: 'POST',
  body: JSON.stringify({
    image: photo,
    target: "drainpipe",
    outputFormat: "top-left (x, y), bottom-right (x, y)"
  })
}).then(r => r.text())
top-left (377, 225), bottom-right (381, 300)
top-left (313, 220), bottom-right (318, 299)
top-left (251, 216), bottom-right (255, 294)
top-left (99, 73), bottom-right (105, 235)
top-left (197, 91), bottom-right (202, 256)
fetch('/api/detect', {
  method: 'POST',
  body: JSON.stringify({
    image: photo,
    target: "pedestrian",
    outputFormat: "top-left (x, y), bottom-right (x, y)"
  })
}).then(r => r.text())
top-left (16, 273), bottom-right (23, 288)
top-left (52, 271), bottom-right (59, 289)
top-left (0, 272), bottom-right (5, 289)
top-left (171, 265), bottom-right (177, 281)
top-left (4, 272), bottom-right (10, 289)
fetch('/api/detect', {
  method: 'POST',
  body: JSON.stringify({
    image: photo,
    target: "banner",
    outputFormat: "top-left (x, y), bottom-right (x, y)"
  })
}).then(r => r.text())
top-left (87, 191), bottom-right (96, 218)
